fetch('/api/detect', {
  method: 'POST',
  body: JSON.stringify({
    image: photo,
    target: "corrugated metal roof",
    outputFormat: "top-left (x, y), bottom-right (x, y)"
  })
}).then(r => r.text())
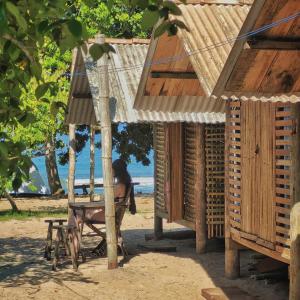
top-left (134, 3), bottom-right (250, 114)
top-left (66, 39), bottom-right (225, 124)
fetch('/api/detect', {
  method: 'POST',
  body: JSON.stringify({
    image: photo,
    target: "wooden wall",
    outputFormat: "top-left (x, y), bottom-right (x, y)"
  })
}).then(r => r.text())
top-left (227, 100), bottom-right (292, 263)
top-left (154, 122), bottom-right (225, 239)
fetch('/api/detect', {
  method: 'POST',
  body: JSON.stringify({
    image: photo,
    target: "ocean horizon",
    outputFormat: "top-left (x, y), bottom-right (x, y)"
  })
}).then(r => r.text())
top-left (32, 134), bottom-right (154, 194)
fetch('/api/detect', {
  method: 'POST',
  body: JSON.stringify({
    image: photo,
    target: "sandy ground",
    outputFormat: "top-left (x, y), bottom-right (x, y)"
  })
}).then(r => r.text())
top-left (0, 196), bottom-right (289, 300)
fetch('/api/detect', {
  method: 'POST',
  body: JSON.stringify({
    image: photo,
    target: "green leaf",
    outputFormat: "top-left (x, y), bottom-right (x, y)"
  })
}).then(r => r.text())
top-left (154, 21), bottom-right (170, 38)
top-left (30, 62), bottom-right (42, 79)
top-left (0, 143), bottom-right (8, 157)
top-left (172, 19), bottom-right (189, 31)
top-left (141, 9), bottom-right (160, 30)
top-left (107, 0), bottom-right (114, 10)
top-left (101, 43), bottom-right (116, 54)
top-left (35, 83), bottom-right (50, 99)
top-left (6, 2), bottom-right (27, 30)
top-left (162, 1), bottom-right (182, 16)
top-left (89, 44), bottom-right (104, 61)
top-left (0, 2), bottom-right (7, 29)
top-left (67, 19), bottom-right (82, 38)
top-left (37, 20), bottom-right (49, 34)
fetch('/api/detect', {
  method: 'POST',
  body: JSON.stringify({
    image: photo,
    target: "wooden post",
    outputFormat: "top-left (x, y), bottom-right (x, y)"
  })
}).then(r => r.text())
top-left (89, 125), bottom-right (95, 202)
top-left (68, 124), bottom-right (76, 203)
top-left (153, 124), bottom-right (163, 239)
top-left (289, 103), bottom-right (300, 299)
top-left (224, 100), bottom-right (240, 279)
top-left (96, 34), bottom-right (117, 269)
top-left (195, 124), bottom-right (207, 254)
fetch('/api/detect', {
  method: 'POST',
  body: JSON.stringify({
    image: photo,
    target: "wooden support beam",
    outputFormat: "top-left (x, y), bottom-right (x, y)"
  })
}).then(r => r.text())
top-left (195, 124), bottom-right (207, 254)
top-left (247, 38), bottom-right (300, 51)
top-left (290, 103), bottom-right (300, 300)
top-left (68, 124), bottom-right (76, 203)
top-left (89, 125), bottom-right (95, 202)
top-left (151, 71), bottom-right (198, 79)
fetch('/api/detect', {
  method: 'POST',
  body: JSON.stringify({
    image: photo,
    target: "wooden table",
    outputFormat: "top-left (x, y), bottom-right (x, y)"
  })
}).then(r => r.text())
top-left (69, 201), bottom-right (106, 234)
top-left (68, 200), bottom-right (127, 257)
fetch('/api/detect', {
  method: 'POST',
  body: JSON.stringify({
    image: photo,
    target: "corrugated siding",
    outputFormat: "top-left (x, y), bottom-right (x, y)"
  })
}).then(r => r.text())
top-left (66, 97), bottom-right (97, 125)
top-left (177, 4), bottom-right (250, 95)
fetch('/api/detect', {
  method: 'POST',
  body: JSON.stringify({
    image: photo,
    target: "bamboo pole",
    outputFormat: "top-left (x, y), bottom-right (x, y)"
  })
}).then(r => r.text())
top-left (68, 123), bottom-right (76, 203)
top-left (289, 103), bottom-right (300, 299)
top-left (195, 124), bottom-right (207, 254)
top-left (90, 125), bottom-right (95, 202)
top-left (96, 34), bottom-right (118, 269)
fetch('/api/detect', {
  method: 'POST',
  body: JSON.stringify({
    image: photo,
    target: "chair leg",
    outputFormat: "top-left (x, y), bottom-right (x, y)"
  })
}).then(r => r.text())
top-left (61, 227), bottom-right (71, 256)
top-left (52, 228), bottom-right (62, 271)
top-left (118, 231), bottom-right (128, 258)
top-left (44, 221), bottom-right (53, 260)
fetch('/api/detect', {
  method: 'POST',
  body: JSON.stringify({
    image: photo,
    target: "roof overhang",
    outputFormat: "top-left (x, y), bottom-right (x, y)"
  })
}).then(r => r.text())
top-left (213, 0), bottom-right (300, 102)
top-left (134, 2), bottom-right (251, 117)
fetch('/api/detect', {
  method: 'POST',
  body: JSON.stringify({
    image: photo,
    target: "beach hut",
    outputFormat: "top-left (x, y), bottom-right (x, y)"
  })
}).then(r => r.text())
top-left (65, 38), bottom-right (152, 201)
top-left (134, 1), bottom-right (251, 252)
top-left (211, 0), bottom-right (300, 298)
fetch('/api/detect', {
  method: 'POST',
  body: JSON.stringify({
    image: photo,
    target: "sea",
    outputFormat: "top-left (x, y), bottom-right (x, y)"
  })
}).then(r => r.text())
top-left (32, 134), bottom-right (154, 195)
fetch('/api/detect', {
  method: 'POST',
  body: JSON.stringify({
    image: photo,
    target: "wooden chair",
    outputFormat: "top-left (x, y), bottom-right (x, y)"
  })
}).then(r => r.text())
top-left (44, 219), bottom-right (67, 260)
top-left (76, 185), bottom-right (132, 259)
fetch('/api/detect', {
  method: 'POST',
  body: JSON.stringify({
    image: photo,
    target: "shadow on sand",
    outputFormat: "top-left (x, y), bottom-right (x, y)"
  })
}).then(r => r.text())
top-left (0, 226), bottom-right (289, 299)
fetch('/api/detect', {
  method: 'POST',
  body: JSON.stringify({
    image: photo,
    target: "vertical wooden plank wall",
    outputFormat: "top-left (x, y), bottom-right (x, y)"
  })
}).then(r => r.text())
top-left (169, 123), bottom-right (184, 221)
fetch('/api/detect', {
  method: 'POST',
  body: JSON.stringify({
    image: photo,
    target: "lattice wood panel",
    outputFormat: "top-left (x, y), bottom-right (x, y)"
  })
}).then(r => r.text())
top-left (205, 124), bottom-right (225, 238)
top-left (183, 124), bottom-right (197, 223)
top-left (227, 101), bottom-right (242, 231)
top-left (154, 124), bottom-right (168, 215)
top-left (274, 103), bottom-right (292, 258)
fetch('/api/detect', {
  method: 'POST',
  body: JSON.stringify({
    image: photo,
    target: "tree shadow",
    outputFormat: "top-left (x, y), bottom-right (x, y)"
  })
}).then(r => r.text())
top-left (0, 226), bottom-right (289, 300)
top-left (0, 237), bottom-right (97, 288)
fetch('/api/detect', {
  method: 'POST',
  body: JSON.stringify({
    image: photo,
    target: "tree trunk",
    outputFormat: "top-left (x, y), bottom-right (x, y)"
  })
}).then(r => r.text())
top-left (4, 191), bottom-right (19, 212)
top-left (45, 133), bottom-right (64, 196)
top-left (90, 125), bottom-right (95, 202)
top-left (97, 34), bottom-right (118, 269)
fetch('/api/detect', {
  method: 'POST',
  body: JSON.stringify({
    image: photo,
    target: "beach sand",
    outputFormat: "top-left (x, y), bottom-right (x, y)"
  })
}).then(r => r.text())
top-left (0, 196), bottom-right (289, 300)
